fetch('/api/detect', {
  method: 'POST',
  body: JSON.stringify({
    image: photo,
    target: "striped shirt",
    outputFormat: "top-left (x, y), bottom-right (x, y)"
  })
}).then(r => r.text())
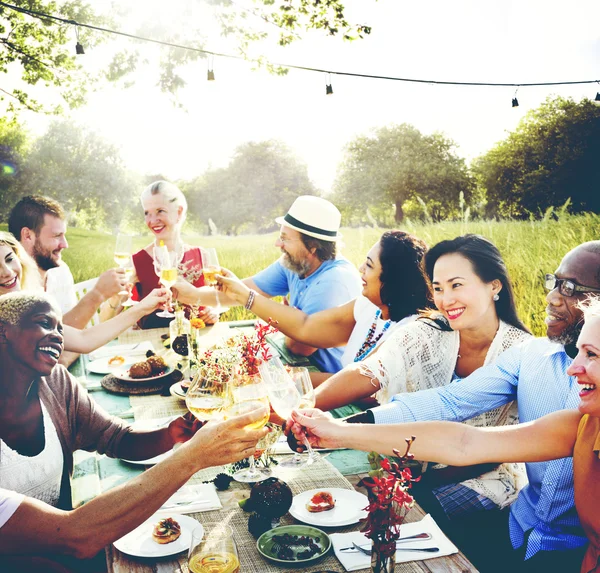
top-left (371, 337), bottom-right (587, 559)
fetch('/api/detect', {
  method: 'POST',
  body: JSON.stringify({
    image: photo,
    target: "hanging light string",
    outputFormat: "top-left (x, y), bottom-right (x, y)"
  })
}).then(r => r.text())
top-left (0, 0), bottom-right (598, 88)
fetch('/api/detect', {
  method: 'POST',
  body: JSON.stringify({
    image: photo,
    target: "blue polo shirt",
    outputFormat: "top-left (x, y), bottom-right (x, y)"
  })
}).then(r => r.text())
top-left (252, 257), bottom-right (361, 372)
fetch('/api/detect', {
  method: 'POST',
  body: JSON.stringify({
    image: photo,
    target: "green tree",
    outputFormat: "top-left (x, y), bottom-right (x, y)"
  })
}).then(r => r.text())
top-left (0, 116), bottom-right (28, 220)
top-left (473, 96), bottom-right (600, 217)
top-left (186, 140), bottom-right (318, 235)
top-left (15, 119), bottom-right (139, 229)
top-left (334, 124), bottom-right (473, 223)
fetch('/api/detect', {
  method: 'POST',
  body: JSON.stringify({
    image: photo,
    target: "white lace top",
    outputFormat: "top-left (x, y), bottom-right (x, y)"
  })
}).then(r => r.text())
top-left (361, 318), bottom-right (532, 508)
top-left (0, 401), bottom-right (64, 507)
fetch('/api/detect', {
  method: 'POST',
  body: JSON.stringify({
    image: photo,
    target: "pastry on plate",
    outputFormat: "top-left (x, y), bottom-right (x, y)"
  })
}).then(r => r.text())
top-left (152, 517), bottom-right (181, 544)
top-left (306, 491), bottom-right (335, 513)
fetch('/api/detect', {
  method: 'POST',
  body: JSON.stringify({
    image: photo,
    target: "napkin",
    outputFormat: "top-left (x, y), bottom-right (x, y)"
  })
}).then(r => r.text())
top-left (89, 341), bottom-right (155, 361)
top-left (331, 514), bottom-right (457, 571)
top-left (157, 483), bottom-right (222, 515)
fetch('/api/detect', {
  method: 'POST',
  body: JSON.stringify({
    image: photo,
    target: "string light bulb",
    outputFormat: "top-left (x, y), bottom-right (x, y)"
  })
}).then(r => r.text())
top-left (325, 73), bottom-right (333, 95)
top-left (75, 26), bottom-right (84, 55)
top-left (594, 92), bottom-right (600, 103)
top-left (207, 55), bottom-right (215, 81)
top-left (512, 88), bottom-right (519, 107)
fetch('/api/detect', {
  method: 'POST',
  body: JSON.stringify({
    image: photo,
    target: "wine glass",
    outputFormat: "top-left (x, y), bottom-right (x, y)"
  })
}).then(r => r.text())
top-left (114, 234), bottom-right (133, 296)
top-left (259, 357), bottom-right (319, 465)
top-left (185, 365), bottom-right (230, 423)
top-left (152, 243), bottom-right (177, 318)
top-left (227, 368), bottom-right (271, 483)
top-left (120, 258), bottom-right (138, 307)
top-left (201, 247), bottom-right (220, 287)
top-left (188, 524), bottom-right (239, 573)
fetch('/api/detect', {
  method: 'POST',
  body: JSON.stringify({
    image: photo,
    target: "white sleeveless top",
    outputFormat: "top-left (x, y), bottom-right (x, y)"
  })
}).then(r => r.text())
top-left (0, 401), bottom-right (64, 507)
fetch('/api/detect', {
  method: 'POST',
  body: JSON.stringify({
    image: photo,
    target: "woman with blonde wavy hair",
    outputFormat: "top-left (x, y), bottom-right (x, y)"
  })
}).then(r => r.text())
top-left (0, 231), bottom-right (168, 356)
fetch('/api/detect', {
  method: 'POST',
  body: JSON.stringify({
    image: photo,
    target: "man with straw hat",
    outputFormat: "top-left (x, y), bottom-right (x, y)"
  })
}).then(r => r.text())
top-left (246, 195), bottom-right (361, 373)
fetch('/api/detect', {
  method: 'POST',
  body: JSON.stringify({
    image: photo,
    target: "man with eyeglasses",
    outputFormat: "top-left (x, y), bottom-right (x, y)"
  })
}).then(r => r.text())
top-left (344, 241), bottom-right (600, 572)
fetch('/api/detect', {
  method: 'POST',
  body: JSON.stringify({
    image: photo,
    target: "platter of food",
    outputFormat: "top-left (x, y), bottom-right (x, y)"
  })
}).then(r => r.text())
top-left (257, 524), bottom-right (330, 566)
top-left (289, 488), bottom-right (368, 527)
top-left (115, 355), bottom-right (173, 383)
top-left (113, 515), bottom-right (200, 558)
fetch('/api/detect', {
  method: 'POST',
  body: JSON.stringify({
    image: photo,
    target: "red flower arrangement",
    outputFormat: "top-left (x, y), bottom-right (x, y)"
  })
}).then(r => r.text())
top-left (236, 319), bottom-right (278, 376)
top-left (359, 438), bottom-right (418, 572)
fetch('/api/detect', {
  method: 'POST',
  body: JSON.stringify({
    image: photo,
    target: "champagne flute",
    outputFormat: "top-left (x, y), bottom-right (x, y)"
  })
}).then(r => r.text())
top-left (114, 234), bottom-right (133, 296)
top-left (120, 258), bottom-right (138, 307)
top-left (228, 368), bottom-right (271, 483)
top-left (185, 365), bottom-right (230, 423)
top-left (188, 524), bottom-right (239, 573)
top-left (153, 243), bottom-right (177, 318)
top-left (259, 357), bottom-right (319, 465)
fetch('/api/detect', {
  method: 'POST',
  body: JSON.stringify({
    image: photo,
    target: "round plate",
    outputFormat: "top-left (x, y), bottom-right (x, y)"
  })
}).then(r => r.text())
top-left (113, 514), bottom-right (201, 558)
top-left (257, 524), bottom-right (330, 566)
top-left (115, 365), bottom-right (174, 383)
top-left (170, 381), bottom-right (188, 400)
top-left (87, 356), bottom-right (134, 375)
top-left (289, 488), bottom-right (368, 527)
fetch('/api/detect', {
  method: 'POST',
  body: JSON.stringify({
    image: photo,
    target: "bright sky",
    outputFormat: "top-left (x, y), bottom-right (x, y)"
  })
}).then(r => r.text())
top-left (16, 0), bottom-right (600, 192)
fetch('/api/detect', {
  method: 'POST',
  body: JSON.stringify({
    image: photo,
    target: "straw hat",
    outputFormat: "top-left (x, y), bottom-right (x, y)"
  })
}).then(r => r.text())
top-left (275, 196), bottom-right (341, 242)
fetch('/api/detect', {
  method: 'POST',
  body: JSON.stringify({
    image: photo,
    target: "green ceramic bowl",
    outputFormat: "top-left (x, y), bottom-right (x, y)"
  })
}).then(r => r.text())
top-left (257, 525), bottom-right (331, 567)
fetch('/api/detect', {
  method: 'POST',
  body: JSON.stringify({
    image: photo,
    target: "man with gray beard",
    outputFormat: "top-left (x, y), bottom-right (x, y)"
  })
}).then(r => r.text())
top-left (348, 241), bottom-right (600, 572)
top-left (244, 196), bottom-right (361, 373)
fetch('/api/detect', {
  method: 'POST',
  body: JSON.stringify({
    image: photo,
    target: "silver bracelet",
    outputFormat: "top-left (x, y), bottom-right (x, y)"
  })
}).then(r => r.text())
top-left (244, 289), bottom-right (256, 311)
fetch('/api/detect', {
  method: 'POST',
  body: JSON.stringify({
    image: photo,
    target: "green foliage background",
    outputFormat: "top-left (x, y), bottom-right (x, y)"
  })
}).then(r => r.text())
top-left (4, 212), bottom-right (598, 336)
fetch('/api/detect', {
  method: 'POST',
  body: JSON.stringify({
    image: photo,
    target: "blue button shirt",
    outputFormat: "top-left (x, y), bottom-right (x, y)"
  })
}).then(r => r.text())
top-left (372, 337), bottom-right (587, 558)
top-left (253, 257), bottom-right (361, 373)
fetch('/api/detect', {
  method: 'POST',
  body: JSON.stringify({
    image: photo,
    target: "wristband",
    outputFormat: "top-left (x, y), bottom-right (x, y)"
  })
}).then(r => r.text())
top-left (244, 289), bottom-right (256, 311)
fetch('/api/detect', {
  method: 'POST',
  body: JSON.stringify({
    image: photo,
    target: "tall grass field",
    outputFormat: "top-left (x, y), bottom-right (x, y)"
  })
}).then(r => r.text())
top-left (3, 214), bottom-right (599, 336)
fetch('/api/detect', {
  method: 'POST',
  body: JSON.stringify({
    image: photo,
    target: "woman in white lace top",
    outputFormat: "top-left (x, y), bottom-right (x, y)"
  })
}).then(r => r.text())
top-left (311, 235), bottom-right (532, 519)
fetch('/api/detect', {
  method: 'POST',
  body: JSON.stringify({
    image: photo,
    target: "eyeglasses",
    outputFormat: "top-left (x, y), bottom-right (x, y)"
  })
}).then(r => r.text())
top-left (544, 273), bottom-right (600, 297)
top-left (277, 235), bottom-right (301, 245)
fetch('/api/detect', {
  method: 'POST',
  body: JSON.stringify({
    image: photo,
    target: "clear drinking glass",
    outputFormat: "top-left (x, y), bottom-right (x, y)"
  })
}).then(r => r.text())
top-left (259, 357), bottom-right (319, 465)
top-left (188, 524), bottom-right (239, 573)
top-left (120, 258), bottom-right (138, 307)
top-left (152, 243), bottom-right (178, 318)
top-left (185, 366), bottom-right (230, 423)
top-left (114, 234), bottom-right (133, 296)
top-left (201, 247), bottom-right (220, 287)
top-left (227, 368), bottom-right (271, 482)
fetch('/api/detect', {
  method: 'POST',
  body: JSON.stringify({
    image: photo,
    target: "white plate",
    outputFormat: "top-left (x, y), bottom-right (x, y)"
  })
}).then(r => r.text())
top-left (115, 365), bottom-right (174, 383)
top-left (113, 514), bottom-right (201, 558)
top-left (86, 356), bottom-right (134, 375)
top-left (289, 488), bottom-right (368, 527)
top-left (120, 417), bottom-right (176, 465)
top-left (170, 382), bottom-right (188, 400)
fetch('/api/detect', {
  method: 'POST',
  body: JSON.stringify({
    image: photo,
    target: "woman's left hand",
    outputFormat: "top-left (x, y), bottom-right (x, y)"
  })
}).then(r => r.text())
top-left (167, 413), bottom-right (204, 445)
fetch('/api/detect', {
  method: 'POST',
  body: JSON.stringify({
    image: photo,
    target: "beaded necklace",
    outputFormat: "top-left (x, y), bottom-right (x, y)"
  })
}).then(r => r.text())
top-left (354, 309), bottom-right (392, 362)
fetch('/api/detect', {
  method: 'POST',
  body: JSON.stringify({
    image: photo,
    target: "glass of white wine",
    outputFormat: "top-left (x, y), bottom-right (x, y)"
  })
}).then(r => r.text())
top-left (228, 367), bottom-right (271, 483)
top-left (114, 234), bottom-right (133, 296)
top-left (201, 247), bottom-right (220, 287)
top-left (185, 366), bottom-right (230, 423)
top-left (153, 242), bottom-right (177, 318)
top-left (188, 524), bottom-right (239, 573)
top-left (120, 258), bottom-right (138, 307)
top-left (259, 358), bottom-right (319, 466)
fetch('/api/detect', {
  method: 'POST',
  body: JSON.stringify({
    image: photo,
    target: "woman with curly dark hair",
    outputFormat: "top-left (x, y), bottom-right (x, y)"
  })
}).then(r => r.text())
top-left (216, 231), bottom-right (431, 378)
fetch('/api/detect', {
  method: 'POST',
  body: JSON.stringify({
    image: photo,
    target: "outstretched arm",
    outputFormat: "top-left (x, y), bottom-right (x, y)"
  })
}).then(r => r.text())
top-left (290, 408), bottom-right (581, 464)
top-left (0, 408), bottom-right (268, 560)
top-left (62, 288), bottom-right (169, 354)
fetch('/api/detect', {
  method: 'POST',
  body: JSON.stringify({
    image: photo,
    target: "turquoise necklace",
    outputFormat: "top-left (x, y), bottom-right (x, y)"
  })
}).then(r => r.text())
top-left (354, 309), bottom-right (392, 362)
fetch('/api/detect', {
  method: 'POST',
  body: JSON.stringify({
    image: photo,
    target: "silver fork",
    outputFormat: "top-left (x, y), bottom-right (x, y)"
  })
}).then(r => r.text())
top-left (351, 542), bottom-right (440, 556)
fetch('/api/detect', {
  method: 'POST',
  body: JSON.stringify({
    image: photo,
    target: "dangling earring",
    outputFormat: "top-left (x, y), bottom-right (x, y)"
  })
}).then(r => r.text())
top-left (493, 293), bottom-right (500, 302)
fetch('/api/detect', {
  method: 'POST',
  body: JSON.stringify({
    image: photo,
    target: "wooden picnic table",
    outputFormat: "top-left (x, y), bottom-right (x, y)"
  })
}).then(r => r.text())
top-left (71, 323), bottom-right (478, 573)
